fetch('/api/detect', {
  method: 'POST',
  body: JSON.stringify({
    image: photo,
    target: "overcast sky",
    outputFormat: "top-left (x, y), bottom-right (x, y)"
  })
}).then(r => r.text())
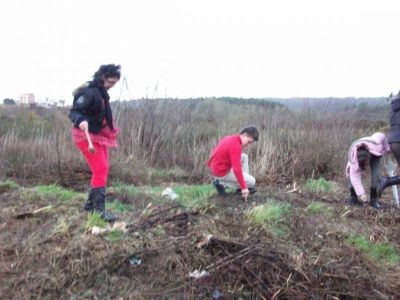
top-left (0, 0), bottom-right (399, 103)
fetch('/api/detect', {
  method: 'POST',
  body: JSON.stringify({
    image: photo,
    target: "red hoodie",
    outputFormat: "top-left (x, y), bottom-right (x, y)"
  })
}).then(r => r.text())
top-left (208, 135), bottom-right (246, 189)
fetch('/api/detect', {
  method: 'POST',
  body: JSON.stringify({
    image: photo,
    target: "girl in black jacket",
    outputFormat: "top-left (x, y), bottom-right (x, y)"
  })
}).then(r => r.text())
top-left (69, 64), bottom-right (121, 222)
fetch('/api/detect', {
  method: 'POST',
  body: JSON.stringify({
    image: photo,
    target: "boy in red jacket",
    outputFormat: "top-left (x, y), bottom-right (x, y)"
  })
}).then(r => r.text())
top-left (208, 125), bottom-right (259, 201)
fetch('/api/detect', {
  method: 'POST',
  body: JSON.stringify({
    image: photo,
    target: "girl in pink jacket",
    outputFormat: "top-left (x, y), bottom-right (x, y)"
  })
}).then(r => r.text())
top-left (345, 132), bottom-right (390, 208)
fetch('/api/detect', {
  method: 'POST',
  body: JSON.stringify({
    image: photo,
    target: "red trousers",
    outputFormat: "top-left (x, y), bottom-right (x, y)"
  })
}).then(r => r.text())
top-left (75, 140), bottom-right (109, 188)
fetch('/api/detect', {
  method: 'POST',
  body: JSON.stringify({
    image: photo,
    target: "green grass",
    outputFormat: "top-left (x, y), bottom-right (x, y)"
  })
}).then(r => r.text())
top-left (86, 212), bottom-right (108, 229)
top-left (345, 235), bottom-right (400, 265)
top-left (80, 290), bottom-right (95, 299)
top-left (36, 184), bottom-right (83, 202)
top-left (172, 184), bottom-right (216, 208)
top-left (0, 180), bottom-right (20, 192)
top-left (111, 182), bottom-right (166, 203)
top-left (247, 200), bottom-right (291, 235)
top-left (147, 167), bottom-right (187, 180)
top-left (51, 216), bottom-right (72, 236)
top-left (143, 186), bottom-right (166, 200)
top-left (106, 229), bottom-right (124, 243)
top-left (306, 201), bottom-right (334, 216)
top-left (106, 200), bottom-right (132, 213)
top-left (21, 189), bottom-right (43, 202)
top-left (304, 177), bottom-right (332, 193)
top-left (111, 182), bottom-right (139, 197)
top-left (111, 183), bottom-right (215, 208)
top-left (153, 224), bottom-right (166, 237)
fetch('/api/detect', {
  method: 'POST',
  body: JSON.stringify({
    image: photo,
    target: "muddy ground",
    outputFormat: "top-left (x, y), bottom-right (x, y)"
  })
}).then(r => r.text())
top-left (1, 182), bottom-right (400, 299)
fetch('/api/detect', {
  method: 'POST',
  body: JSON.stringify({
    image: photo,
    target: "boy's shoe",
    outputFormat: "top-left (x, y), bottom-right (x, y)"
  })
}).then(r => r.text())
top-left (235, 187), bottom-right (257, 195)
top-left (249, 187), bottom-right (257, 194)
top-left (212, 180), bottom-right (226, 195)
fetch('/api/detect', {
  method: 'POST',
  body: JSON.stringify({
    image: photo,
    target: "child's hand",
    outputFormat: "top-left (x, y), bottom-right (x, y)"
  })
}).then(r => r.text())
top-left (241, 188), bottom-right (249, 201)
top-left (79, 120), bottom-right (89, 132)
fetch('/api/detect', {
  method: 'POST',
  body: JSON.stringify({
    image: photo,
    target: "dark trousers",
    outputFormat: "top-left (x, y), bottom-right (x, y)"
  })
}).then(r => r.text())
top-left (390, 142), bottom-right (400, 167)
top-left (349, 154), bottom-right (381, 191)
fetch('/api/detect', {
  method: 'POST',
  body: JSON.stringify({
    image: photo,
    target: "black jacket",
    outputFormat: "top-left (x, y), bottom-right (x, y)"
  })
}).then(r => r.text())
top-left (69, 82), bottom-right (114, 134)
top-left (388, 95), bottom-right (400, 143)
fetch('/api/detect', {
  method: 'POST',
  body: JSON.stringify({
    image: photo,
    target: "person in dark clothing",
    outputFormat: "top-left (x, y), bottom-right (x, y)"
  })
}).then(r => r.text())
top-left (69, 64), bottom-right (121, 222)
top-left (379, 92), bottom-right (400, 196)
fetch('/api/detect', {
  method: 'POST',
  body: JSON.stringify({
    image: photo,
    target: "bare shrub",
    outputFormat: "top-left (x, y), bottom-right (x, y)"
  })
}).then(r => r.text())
top-left (0, 99), bottom-right (386, 185)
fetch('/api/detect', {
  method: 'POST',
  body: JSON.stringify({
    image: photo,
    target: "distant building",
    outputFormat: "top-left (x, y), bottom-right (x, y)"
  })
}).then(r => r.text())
top-left (18, 93), bottom-right (36, 106)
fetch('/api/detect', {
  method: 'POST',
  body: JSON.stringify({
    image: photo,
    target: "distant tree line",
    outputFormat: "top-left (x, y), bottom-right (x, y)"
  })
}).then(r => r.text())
top-left (2, 98), bottom-right (16, 105)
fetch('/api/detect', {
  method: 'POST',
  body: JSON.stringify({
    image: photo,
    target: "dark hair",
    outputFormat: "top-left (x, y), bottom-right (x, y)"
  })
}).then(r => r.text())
top-left (240, 125), bottom-right (259, 142)
top-left (92, 64), bottom-right (121, 87)
top-left (357, 146), bottom-right (370, 170)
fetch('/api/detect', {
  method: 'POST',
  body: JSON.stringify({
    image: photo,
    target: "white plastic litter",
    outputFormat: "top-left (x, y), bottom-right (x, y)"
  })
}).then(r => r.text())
top-left (113, 221), bottom-right (128, 233)
top-left (91, 226), bottom-right (110, 235)
top-left (161, 187), bottom-right (179, 200)
top-left (91, 221), bottom-right (128, 235)
top-left (189, 269), bottom-right (210, 279)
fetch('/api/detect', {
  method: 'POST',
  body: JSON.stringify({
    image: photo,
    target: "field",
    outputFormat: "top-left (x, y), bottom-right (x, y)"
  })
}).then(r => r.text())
top-left (1, 98), bottom-right (399, 299)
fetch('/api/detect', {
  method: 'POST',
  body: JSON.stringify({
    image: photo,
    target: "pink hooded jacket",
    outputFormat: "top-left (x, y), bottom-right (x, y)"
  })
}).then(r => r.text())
top-left (345, 132), bottom-right (390, 196)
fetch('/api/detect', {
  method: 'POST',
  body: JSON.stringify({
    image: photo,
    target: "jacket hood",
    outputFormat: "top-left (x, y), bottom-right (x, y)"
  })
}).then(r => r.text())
top-left (72, 82), bottom-right (90, 97)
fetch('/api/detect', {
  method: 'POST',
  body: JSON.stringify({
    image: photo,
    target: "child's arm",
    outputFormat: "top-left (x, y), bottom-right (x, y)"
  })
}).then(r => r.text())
top-left (228, 146), bottom-right (246, 190)
top-left (349, 165), bottom-right (365, 197)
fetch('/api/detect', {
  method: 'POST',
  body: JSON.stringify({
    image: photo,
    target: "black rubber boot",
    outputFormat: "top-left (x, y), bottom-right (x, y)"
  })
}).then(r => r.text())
top-left (92, 187), bottom-right (118, 222)
top-left (212, 180), bottom-right (226, 195)
top-left (347, 187), bottom-right (362, 206)
top-left (378, 176), bottom-right (400, 197)
top-left (370, 188), bottom-right (382, 209)
top-left (83, 188), bottom-right (94, 212)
